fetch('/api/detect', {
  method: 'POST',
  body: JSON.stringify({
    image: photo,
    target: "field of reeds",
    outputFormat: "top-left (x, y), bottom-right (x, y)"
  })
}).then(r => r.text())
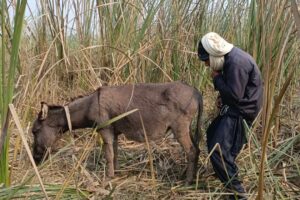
top-left (0, 0), bottom-right (300, 199)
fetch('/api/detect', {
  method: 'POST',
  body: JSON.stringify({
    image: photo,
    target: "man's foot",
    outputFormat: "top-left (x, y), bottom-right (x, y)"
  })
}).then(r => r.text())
top-left (225, 188), bottom-right (247, 200)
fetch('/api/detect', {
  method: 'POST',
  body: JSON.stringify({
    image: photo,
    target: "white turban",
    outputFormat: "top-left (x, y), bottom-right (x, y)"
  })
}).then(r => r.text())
top-left (201, 32), bottom-right (234, 71)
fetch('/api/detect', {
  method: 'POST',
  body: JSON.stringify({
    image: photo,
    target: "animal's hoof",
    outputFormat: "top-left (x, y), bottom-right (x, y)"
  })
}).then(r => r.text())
top-left (184, 180), bottom-right (194, 186)
top-left (105, 176), bottom-right (112, 181)
top-left (114, 164), bottom-right (120, 170)
top-left (102, 176), bottom-right (114, 188)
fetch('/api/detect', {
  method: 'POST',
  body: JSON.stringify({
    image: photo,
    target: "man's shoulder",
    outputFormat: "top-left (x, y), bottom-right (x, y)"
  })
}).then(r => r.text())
top-left (228, 47), bottom-right (251, 59)
top-left (225, 47), bottom-right (257, 69)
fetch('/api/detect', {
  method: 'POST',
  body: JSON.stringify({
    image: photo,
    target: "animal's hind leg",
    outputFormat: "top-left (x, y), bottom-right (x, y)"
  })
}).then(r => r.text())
top-left (100, 128), bottom-right (115, 178)
top-left (171, 120), bottom-right (199, 185)
top-left (113, 134), bottom-right (119, 170)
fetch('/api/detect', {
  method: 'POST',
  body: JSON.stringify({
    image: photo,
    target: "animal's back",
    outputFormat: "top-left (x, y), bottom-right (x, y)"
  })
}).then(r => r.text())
top-left (98, 81), bottom-right (202, 141)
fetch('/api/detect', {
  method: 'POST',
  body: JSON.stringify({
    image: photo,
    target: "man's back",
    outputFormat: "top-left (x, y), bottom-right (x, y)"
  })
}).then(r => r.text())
top-left (221, 47), bottom-right (263, 121)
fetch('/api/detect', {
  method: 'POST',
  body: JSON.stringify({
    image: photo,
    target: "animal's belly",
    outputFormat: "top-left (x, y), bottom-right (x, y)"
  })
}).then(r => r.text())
top-left (123, 128), bottom-right (168, 143)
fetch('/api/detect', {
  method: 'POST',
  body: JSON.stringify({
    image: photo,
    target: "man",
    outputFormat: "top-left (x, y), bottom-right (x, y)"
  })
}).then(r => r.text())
top-left (197, 32), bottom-right (263, 199)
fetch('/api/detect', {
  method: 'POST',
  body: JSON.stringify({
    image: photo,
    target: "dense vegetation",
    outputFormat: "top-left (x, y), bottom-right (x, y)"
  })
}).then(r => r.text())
top-left (0, 0), bottom-right (299, 199)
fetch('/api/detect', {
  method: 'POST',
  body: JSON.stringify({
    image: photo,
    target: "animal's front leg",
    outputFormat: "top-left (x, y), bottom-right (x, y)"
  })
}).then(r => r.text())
top-left (101, 128), bottom-right (115, 178)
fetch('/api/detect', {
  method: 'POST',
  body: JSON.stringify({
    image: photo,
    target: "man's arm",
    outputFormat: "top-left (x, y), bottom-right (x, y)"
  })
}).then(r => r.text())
top-left (212, 65), bottom-right (249, 106)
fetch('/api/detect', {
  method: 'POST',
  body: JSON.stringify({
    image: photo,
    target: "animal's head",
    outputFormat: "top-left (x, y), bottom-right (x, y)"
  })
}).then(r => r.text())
top-left (32, 102), bottom-right (66, 164)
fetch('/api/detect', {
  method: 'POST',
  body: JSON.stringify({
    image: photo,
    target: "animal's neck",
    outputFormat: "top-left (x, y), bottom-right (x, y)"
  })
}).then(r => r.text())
top-left (65, 92), bottom-right (99, 130)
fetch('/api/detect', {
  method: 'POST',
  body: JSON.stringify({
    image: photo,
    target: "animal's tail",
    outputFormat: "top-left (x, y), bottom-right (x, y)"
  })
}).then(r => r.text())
top-left (192, 92), bottom-right (203, 149)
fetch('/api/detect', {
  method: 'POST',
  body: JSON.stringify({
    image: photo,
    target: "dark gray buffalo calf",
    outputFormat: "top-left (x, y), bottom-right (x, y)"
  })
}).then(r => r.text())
top-left (32, 81), bottom-right (203, 184)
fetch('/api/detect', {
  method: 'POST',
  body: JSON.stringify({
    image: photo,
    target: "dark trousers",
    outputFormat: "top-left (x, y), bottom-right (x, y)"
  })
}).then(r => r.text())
top-left (207, 112), bottom-right (249, 199)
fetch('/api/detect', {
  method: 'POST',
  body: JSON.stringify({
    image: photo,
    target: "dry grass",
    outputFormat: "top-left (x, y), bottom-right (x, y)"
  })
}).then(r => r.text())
top-left (7, 86), bottom-right (300, 199)
top-left (1, 0), bottom-right (300, 199)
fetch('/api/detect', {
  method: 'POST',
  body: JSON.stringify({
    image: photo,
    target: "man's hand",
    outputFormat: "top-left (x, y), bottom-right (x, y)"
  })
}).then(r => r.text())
top-left (211, 70), bottom-right (221, 78)
top-left (216, 96), bottom-right (223, 109)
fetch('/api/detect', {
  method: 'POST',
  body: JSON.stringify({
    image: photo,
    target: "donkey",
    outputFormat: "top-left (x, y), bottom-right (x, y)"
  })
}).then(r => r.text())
top-left (32, 81), bottom-right (203, 184)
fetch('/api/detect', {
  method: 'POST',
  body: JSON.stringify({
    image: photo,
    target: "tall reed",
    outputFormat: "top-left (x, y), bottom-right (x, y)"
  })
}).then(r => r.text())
top-left (256, 1), bottom-right (300, 199)
top-left (1, 0), bottom-right (299, 199)
top-left (0, 0), bottom-right (27, 186)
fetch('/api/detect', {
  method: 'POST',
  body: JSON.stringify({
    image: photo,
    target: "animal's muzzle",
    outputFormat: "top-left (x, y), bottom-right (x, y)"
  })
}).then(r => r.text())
top-left (33, 153), bottom-right (43, 164)
top-left (32, 145), bottom-right (46, 164)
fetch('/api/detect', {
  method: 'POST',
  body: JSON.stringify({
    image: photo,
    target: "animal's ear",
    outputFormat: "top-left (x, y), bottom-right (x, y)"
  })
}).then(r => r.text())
top-left (39, 102), bottom-right (49, 120)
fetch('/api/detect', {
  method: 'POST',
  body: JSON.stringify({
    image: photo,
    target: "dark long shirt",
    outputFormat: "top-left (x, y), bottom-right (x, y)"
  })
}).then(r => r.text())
top-left (213, 47), bottom-right (263, 121)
